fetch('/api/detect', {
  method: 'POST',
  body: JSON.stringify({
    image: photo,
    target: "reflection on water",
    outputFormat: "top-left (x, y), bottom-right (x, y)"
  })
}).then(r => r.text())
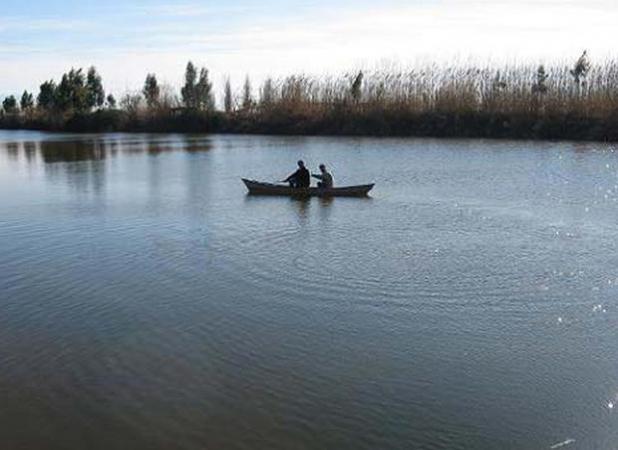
top-left (23, 141), bottom-right (36, 162)
top-left (1, 131), bottom-right (618, 450)
top-left (6, 142), bottom-right (19, 160)
top-left (291, 197), bottom-right (310, 219)
top-left (0, 134), bottom-right (213, 197)
top-left (2, 133), bottom-right (213, 165)
top-left (40, 139), bottom-right (106, 163)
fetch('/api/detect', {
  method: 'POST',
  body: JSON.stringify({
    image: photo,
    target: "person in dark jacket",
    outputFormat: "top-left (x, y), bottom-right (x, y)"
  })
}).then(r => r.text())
top-left (284, 160), bottom-right (310, 188)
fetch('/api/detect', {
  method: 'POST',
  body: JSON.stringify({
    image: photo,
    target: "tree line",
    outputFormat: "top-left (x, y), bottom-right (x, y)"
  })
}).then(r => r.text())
top-left (3, 67), bottom-right (108, 117)
top-left (0, 62), bottom-right (217, 116)
top-left (3, 51), bottom-right (618, 141)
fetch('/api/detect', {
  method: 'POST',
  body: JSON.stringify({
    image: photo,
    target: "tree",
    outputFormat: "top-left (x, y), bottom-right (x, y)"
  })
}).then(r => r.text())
top-left (143, 74), bottom-right (160, 109)
top-left (37, 80), bottom-right (56, 111)
top-left (181, 62), bottom-right (214, 111)
top-left (181, 61), bottom-right (197, 108)
top-left (532, 65), bottom-right (548, 94)
top-left (120, 93), bottom-right (143, 118)
top-left (2, 95), bottom-right (18, 114)
top-left (260, 78), bottom-right (274, 107)
top-left (158, 83), bottom-right (180, 110)
top-left (570, 50), bottom-right (590, 86)
top-left (351, 71), bottom-right (363, 101)
top-left (195, 68), bottom-right (214, 111)
top-left (224, 78), bottom-right (233, 113)
top-left (242, 75), bottom-right (253, 110)
top-left (55, 68), bottom-right (88, 112)
top-left (20, 91), bottom-right (34, 112)
top-left (106, 94), bottom-right (116, 109)
top-left (86, 66), bottom-right (105, 109)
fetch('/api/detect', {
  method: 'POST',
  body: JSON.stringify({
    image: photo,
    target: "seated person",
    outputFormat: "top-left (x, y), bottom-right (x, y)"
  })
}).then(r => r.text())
top-left (284, 160), bottom-right (310, 188)
top-left (311, 164), bottom-right (333, 188)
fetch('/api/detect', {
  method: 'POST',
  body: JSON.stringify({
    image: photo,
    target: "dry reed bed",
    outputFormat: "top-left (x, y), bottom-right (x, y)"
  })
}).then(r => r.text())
top-left (246, 61), bottom-right (618, 120)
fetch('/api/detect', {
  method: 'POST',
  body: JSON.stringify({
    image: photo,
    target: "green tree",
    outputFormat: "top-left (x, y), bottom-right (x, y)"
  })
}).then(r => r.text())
top-left (86, 66), bottom-right (105, 109)
top-left (181, 61), bottom-right (197, 108)
top-left (224, 78), bottom-right (233, 113)
top-left (181, 62), bottom-right (214, 111)
top-left (2, 95), bottom-right (18, 114)
top-left (37, 80), bottom-right (56, 111)
top-left (143, 74), bottom-right (160, 109)
top-left (20, 91), bottom-right (34, 112)
top-left (55, 68), bottom-right (88, 112)
top-left (195, 68), bottom-right (214, 111)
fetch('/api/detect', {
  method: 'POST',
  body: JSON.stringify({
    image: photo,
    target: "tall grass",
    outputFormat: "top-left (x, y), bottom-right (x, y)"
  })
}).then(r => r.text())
top-left (220, 59), bottom-right (618, 139)
top-left (3, 57), bottom-right (618, 140)
top-left (248, 61), bottom-right (618, 116)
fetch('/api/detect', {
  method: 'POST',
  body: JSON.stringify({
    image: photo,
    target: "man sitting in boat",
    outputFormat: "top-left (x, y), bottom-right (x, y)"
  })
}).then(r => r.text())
top-left (284, 160), bottom-right (310, 188)
top-left (311, 164), bottom-right (333, 189)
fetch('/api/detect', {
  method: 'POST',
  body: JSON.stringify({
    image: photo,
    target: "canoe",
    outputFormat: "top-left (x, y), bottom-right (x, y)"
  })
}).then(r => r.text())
top-left (242, 178), bottom-right (374, 197)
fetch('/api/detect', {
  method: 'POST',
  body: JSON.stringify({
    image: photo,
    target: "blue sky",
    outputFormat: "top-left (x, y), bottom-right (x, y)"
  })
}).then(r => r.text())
top-left (1, 0), bottom-right (616, 99)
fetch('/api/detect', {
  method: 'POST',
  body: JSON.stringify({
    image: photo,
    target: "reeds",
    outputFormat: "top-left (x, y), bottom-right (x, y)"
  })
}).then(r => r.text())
top-left (245, 60), bottom-right (618, 118)
top-left (217, 58), bottom-right (618, 140)
top-left (3, 57), bottom-right (618, 140)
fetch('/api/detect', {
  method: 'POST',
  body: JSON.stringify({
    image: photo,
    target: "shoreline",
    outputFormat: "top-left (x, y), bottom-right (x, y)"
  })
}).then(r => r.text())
top-left (1, 110), bottom-right (617, 143)
top-left (4, 55), bottom-right (618, 143)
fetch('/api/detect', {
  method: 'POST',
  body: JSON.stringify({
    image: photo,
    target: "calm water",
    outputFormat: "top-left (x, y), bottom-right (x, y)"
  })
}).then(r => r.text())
top-left (1, 131), bottom-right (618, 449)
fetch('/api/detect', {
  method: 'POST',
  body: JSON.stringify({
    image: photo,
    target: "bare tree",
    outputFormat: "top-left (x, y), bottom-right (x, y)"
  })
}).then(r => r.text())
top-left (224, 78), bottom-right (233, 113)
top-left (242, 75), bottom-right (253, 110)
top-left (260, 78), bottom-right (275, 107)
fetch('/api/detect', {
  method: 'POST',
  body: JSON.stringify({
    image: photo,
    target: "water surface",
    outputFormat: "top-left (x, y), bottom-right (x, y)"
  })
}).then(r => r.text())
top-left (1, 131), bottom-right (618, 449)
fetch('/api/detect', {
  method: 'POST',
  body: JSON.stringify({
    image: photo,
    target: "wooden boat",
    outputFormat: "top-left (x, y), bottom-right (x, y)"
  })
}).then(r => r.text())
top-left (242, 178), bottom-right (374, 197)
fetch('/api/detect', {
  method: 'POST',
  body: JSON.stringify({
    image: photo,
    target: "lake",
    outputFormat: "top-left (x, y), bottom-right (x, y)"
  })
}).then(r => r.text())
top-left (1, 131), bottom-right (617, 449)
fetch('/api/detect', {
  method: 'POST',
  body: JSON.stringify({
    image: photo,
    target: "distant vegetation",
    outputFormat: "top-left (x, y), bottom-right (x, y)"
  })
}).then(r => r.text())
top-left (3, 51), bottom-right (618, 141)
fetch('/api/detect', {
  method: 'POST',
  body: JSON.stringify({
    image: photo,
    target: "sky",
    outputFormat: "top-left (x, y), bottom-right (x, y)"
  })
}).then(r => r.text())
top-left (1, 0), bottom-right (617, 98)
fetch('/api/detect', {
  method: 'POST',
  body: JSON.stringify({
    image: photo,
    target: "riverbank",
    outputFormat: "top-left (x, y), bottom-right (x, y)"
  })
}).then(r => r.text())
top-left (2, 109), bottom-right (617, 142)
top-left (3, 54), bottom-right (618, 142)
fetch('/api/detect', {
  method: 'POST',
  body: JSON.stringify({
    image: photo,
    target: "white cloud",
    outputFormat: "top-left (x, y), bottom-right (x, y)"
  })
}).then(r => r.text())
top-left (1, 0), bottom-right (617, 96)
